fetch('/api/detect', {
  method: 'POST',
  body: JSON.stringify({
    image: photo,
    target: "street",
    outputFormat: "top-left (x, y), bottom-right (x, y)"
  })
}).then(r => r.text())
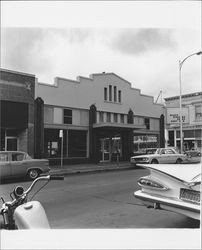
top-left (0, 169), bottom-right (200, 229)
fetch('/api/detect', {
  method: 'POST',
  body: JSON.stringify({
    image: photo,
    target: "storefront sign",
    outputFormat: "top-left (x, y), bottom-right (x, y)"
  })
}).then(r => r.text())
top-left (167, 108), bottom-right (189, 124)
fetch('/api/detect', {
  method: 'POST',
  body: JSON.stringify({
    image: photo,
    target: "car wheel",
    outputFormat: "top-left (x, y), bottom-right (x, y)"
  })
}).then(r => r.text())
top-left (151, 159), bottom-right (158, 164)
top-left (176, 158), bottom-right (182, 164)
top-left (28, 169), bottom-right (40, 180)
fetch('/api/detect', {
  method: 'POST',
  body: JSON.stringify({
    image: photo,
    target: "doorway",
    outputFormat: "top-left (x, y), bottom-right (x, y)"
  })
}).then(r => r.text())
top-left (6, 137), bottom-right (18, 151)
top-left (100, 138), bottom-right (111, 162)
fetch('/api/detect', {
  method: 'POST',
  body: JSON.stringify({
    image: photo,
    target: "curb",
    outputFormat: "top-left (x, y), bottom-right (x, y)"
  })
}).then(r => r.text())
top-left (50, 165), bottom-right (134, 176)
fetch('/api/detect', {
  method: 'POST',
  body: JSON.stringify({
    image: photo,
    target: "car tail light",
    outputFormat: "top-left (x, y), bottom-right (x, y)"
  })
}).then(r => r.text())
top-left (138, 178), bottom-right (168, 190)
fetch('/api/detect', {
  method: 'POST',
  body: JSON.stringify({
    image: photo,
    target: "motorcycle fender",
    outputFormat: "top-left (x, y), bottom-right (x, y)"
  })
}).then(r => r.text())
top-left (14, 201), bottom-right (50, 229)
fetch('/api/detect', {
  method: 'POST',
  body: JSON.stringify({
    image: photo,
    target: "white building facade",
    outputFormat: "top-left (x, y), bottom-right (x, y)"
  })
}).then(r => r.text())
top-left (35, 73), bottom-right (165, 163)
top-left (165, 92), bottom-right (202, 152)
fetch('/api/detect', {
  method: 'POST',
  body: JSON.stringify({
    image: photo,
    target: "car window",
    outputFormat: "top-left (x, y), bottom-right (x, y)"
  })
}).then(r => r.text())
top-left (0, 153), bottom-right (8, 162)
top-left (165, 149), bottom-right (175, 154)
top-left (11, 153), bottom-right (25, 161)
top-left (146, 149), bottom-right (157, 154)
top-left (161, 149), bottom-right (165, 154)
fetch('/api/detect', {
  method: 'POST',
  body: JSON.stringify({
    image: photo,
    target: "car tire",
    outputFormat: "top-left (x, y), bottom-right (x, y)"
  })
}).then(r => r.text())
top-left (27, 169), bottom-right (40, 180)
top-left (176, 158), bottom-right (182, 164)
top-left (151, 159), bottom-right (158, 164)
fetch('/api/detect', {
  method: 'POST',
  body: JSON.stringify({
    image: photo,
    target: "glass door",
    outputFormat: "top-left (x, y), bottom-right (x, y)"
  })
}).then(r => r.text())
top-left (100, 138), bottom-right (111, 162)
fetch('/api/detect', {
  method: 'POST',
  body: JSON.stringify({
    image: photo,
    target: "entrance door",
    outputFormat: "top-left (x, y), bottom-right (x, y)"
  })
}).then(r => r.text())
top-left (100, 138), bottom-right (111, 162)
top-left (6, 137), bottom-right (18, 151)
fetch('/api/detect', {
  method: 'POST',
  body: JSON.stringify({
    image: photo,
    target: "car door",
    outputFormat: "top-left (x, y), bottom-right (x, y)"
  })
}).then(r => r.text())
top-left (0, 152), bottom-right (11, 178)
top-left (165, 149), bottom-right (177, 163)
top-left (158, 149), bottom-right (168, 163)
top-left (10, 152), bottom-right (27, 177)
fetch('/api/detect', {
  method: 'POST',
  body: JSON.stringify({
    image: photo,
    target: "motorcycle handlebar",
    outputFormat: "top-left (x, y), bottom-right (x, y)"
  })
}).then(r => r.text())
top-left (50, 175), bottom-right (64, 180)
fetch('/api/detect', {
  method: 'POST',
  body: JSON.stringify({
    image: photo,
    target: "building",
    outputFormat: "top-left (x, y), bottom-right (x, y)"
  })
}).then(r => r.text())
top-left (0, 69), bottom-right (35, 157)
top-left (35, 72), bottom-right (165, 163)
top-left (165, 92), bottom-right (202, 151)
top-left (0, 69), bottom-right (165, 163)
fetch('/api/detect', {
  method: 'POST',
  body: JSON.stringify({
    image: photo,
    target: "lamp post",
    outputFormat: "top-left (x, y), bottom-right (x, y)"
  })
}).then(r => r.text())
top-left (179, 51), bottom-right (202, 153)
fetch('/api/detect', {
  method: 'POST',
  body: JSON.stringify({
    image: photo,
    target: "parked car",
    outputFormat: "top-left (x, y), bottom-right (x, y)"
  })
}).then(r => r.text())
top-left (0, 151), bottom-right (50, 180)
top-left (184, 150), bottom-right (201, 161)
top-left (130, 148), bottom-right (186, 166)
top-left (134, 163), bottom-right (201, 220)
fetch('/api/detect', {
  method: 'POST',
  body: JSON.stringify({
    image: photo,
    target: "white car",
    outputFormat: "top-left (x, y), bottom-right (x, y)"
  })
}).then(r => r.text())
top-left (131, 148), bottom-right (186, 165)
top-left (0, 151), bottom-right (50, 180)
top-left (134, 163), bottom-right (201, 220)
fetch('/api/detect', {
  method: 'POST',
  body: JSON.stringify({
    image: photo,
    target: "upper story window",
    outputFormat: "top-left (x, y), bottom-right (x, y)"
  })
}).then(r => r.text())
top-left (118, 90), bottom-right (122, 103)
top-left (114, 86), bottom-right (117, 102)
top-left (104, 87), bottom-right (107, 101)
top-left (114, 113), bottom-right (118, 123)
top-left (106, 112), bottom-right (111, 122)
top-left (99, 112), bottom-right (104, 123)
top-left (144, 118), bottom-right (150, 130)
top-left (109, 85), bottom-right (112, 101)
top-left (195, 105), bottom-right (202, 120)
top-left (120, 114), bottom-right (124, 123)
top-left (64, 109), bottom-right (72, 124)
top-left (104, 85), bottom-right (121, 103)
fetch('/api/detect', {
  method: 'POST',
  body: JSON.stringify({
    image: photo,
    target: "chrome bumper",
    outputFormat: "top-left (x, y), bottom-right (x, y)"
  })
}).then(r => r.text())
top-left (134, 190), bottom-right (200, 220)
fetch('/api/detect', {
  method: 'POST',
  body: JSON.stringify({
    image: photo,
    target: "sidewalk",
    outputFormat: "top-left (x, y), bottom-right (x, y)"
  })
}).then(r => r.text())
top-left (49, 161), bottom-right (133, 176)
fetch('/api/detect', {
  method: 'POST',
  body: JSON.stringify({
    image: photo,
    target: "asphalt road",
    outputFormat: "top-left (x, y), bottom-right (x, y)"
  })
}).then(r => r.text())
top-left (0, 169), bottom-right (200, 229)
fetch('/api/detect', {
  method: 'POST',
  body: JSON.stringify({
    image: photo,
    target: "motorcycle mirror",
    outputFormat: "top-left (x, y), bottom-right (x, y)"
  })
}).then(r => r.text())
top-left (14, 186), bottom-right (24, 197)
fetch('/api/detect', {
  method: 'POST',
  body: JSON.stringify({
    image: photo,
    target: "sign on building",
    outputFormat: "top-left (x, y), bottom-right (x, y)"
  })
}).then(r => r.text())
top-left (166, 107), bottom-right (189, 124)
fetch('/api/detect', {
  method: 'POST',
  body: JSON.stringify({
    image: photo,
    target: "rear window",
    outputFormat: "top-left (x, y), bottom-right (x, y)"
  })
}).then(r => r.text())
top-left (11, 153), bottom-right (25, 161)
top-left (0, 153), bottom-right (8, 162)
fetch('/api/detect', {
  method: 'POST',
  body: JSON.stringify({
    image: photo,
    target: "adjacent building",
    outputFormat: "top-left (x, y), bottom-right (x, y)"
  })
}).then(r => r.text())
top-left (0, 69), bottom-right (165, 163)
top-left (165, 92), bottom-right (202, 151)
top-left (0, 69), bottom-right (35, 157)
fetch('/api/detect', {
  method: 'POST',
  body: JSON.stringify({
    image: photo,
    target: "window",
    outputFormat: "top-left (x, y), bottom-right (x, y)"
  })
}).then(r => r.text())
top-left (114, 113), bottom-right (118, 123)
top-left (64, 109), bottom-right (72, 124)
top-left (107, 112), bottom-right (111, 122)
top-left (114, 86), bottom-right (117, 102)
top-left (120, 114), bottom-right (124, 123)
top-left (99, 112), bottom-right (104, 123)
top-left (118, 90), bottom-right (122, 103)
top-left (195, 105), bottom-right (202, 120)
top-left (0, 153), bottom-right (8, 162)
top-left (11, 153), bottom-right (24, 161)
top-left (109, 85), bottom-right (112, 101)
top-left (145, 118), bottom-right (150, 130)
top-left (104, 88), bottom-right (107, 101)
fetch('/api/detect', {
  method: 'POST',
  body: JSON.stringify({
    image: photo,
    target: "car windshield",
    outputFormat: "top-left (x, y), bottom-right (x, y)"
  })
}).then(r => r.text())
top-left (146, 149), bottom-right (157, 154)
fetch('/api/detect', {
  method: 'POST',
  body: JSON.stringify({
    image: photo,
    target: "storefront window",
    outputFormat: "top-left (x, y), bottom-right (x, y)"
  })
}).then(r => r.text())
top-left (133, 135), bottom-right (158, 153)
top-left (68, 130), bottom-right (87, 157)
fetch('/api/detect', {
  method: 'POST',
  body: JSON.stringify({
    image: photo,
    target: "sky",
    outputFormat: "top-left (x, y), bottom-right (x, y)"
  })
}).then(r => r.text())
top-left (1, 1), bottom-right (201, 103)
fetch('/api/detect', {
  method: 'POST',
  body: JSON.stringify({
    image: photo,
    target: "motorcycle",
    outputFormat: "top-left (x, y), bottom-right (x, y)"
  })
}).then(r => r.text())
top-left (0, 175), bottom-right (64, 229)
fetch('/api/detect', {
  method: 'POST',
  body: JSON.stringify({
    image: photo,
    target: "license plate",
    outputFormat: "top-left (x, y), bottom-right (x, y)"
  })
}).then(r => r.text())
top-left (180, 188), bottom-right (200, 204)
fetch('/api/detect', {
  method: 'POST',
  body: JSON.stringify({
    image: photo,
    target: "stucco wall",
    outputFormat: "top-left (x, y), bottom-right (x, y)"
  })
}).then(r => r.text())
top-left (36, 73), bottom-right (164, 119)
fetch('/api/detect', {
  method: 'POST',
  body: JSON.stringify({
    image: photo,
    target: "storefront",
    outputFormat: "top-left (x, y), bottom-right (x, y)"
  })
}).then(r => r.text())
top-left (0, 69), bottom-right (35, 156)
top-left (165, 92), bottom-right (202, 152)
top-left (35, 72), bottom-right (165, 163)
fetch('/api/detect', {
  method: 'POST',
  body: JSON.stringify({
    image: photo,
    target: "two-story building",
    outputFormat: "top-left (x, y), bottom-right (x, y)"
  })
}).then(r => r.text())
top-left (35, 72), bottom-right (165, 163)
top-left (165, 92), bottom-right (202, 152)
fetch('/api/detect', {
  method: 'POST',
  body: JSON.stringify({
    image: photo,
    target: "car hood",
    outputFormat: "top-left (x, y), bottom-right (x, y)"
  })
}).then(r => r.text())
top-left (138, 163), bottom-right (201, 183)
top-left (132, 154), bottom-right (156, 158)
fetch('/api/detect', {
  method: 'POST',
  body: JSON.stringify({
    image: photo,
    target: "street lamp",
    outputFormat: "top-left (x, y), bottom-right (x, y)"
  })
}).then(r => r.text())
top-left (179, 51), bottom-right (202, 153)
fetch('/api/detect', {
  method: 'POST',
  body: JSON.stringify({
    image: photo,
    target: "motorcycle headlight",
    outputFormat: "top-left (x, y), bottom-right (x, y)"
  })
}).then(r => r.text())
top-left (138, 178), bottom-right (168, 190)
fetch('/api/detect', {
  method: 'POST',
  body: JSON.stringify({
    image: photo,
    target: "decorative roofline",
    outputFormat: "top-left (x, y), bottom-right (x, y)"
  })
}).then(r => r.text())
top-left (164, 92), bottom-right (202, 101)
